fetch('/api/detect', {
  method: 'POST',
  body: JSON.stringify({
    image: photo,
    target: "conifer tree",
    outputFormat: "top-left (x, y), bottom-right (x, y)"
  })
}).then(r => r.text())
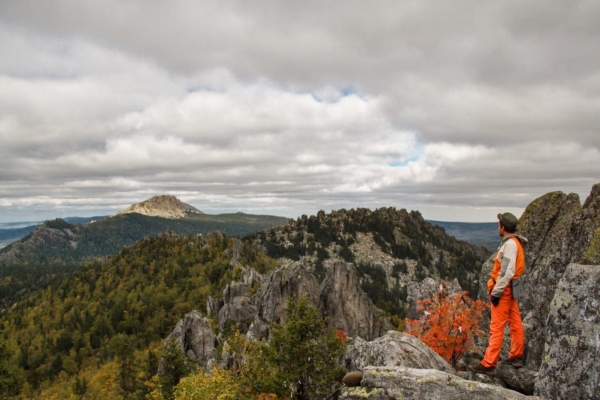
top-left (269, 296), bottom-right (346, 399)
top-left (158, 337), bottom-right (195, 399)
top-left (0, 338), bottom-right (24, 398)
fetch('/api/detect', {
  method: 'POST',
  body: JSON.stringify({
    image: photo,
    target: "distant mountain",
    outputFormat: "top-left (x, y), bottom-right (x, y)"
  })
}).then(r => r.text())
top-left (0, 196), bottom-right (289, 307)
top-left (0, 216), bottom-right (107, 249)
top-left (0, 225), bottom-right (39, 249)
top-left (427, 220), bottom-right (499, 251)
top-left (115, 194), bottom-right (203, 218)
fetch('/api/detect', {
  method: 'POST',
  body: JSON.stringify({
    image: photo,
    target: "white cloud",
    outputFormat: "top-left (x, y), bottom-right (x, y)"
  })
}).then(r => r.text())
top-left (0, 1), bottom-right (599, 222)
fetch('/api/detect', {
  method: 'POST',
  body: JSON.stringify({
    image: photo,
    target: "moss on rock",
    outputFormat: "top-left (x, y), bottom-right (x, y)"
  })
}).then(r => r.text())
top-left (518, 191), bottom-right (566, 232)
top-left (581, 228), bottom-right (600, 265)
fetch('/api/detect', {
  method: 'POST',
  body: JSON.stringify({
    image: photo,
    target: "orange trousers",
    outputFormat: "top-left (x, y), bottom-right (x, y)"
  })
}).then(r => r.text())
top-left (481, 286), bottom-right (524, 368)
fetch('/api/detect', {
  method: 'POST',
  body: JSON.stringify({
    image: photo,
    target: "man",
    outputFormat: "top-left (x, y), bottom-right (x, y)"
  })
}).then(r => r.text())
top-left (468, 212), bottom-right (526, 374)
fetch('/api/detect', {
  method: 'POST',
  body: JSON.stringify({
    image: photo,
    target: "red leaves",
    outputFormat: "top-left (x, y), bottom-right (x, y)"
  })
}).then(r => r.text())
top-left (405, 283), bottom-right (487, 368)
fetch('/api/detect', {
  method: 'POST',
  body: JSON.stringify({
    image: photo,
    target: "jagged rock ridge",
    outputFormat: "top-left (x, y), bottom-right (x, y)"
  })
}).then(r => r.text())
top-left (248, 207), bottom-right (490, 320)
top-left (165, 259), bottom-right (393, 372)
top-left (115, 194), bottom-right (203, 219)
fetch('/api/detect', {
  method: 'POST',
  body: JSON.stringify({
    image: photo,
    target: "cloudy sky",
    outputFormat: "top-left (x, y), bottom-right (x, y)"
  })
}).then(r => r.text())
top-left (1, 1), bottom-right (599, 223)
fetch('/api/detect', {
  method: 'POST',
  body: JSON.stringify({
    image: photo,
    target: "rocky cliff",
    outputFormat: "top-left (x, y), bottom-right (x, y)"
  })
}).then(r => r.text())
top-left (165, 258), bottom-right (392, 372)
top-left (473, 183), bottom-right (600, 397)
top-left (478, 184), bottom-right (600, 370)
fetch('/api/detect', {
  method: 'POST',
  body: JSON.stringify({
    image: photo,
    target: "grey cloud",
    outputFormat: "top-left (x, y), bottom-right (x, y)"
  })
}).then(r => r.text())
top-left (1, 1), bottom-right (599, 222)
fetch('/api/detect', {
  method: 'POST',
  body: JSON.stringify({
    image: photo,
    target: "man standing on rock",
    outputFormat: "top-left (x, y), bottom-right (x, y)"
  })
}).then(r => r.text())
top-left (469, 212), bottom-right (526, 374)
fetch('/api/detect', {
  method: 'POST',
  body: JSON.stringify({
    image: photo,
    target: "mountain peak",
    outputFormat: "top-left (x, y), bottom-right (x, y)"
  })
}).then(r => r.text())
top-left (115, 195), bottom-right (203, 219)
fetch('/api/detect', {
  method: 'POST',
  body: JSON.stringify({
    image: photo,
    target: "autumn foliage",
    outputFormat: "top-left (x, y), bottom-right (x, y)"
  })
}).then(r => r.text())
top-left (405, 282), bottom-right (487, 367)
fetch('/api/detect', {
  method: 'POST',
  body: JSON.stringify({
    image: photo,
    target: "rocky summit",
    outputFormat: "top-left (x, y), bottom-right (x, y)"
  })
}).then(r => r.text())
top-left (115, 194), bottom-right (203, 218)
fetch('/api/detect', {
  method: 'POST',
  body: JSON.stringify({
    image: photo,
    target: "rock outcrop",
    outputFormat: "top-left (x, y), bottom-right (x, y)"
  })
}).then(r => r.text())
top-left (517, 185), bottom-right (600, 370)
top-left (319, 261), bottom-right (388, 340)
top-left (217, 269), bottom-right (264, 334)
top-left (217, 295), bottom-right (256, 334)
top-left (472, 184), bottom-right (600, 397)
top-left (250, 207), bottom-right (490, 304)
top-left (158, 310), bottom-right (216, 373)
top-left (339, 366), bottom-right (540, 400)
top-left (476, 184), bottom-right (600, 369)
top-left (534, 263), bottom-right (600, 399)
top-left (253, 262), bottom-right (320, 325)
top-left (344, 330), bottom-right (455, 374)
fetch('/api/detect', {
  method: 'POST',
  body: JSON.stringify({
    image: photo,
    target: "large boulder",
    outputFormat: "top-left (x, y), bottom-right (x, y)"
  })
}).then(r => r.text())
top-left (339, 366), bottom-right (540, 400)
top-left (534, 263), bottom-right (600, 399)
top-left (218, 277), bottom-right (258, 334)
top-left (207, 267), bottom-right (263, 319)
top-left (222, 281), bottom-right (251, 303)
top-left (206, 296), bottom-right (224, 318)
top-left (318, 261), bottom-right (389, 340)
top-left (227, 238), bottom-right (243, 268)
top-left (344, 330), bottom-right (455, 375)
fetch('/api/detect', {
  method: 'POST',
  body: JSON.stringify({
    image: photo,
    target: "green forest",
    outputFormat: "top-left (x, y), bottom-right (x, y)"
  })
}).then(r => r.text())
top-left (0, 212), bottom-right (289, 309)
top-left (0, 207), bottom-right (490, 399)
top-left (0, 233), bottom-right (278, 399)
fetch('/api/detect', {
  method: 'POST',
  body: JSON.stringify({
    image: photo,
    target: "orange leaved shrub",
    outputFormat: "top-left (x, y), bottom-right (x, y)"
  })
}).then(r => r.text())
top-left (405, 282), bottom-right (487, 368)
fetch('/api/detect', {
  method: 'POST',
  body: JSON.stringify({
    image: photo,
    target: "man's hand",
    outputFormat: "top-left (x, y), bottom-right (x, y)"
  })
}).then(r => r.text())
top-left (491, 296), bottom-right (500, 307)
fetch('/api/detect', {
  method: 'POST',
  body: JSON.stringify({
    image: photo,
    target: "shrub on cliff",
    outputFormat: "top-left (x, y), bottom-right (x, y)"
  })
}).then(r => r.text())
top-left (405, 282), bottom-right (486, 367)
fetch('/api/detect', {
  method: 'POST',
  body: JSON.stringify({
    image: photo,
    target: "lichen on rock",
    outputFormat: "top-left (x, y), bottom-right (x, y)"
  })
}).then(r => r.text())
top-left (339, 367), bottom-right (539, 399)
top-left (534, 263), bottom-right (600, 399)
top-left (581, 228), bottom-right (600, 265)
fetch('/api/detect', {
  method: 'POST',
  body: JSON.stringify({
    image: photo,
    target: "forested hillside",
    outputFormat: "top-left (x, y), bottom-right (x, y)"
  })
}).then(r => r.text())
top-left (0, 212), bottom-right (288, 308)
top-left (0, 207), bottom-right (491, 399)
top-left (246, 207), bottom-right (490, 315)
top-left (0, 232), bottom-right (277, 398)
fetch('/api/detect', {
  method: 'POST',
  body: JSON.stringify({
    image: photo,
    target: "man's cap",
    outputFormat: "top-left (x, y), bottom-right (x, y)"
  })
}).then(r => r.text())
top-left (497, 212), bottom-right (518, 231)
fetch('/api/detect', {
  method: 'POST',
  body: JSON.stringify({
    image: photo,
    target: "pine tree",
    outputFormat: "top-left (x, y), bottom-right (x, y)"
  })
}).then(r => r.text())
top-left (158, 337), bottom-right (195, 399)
top-left (269, 296), bottom-right (346, 399)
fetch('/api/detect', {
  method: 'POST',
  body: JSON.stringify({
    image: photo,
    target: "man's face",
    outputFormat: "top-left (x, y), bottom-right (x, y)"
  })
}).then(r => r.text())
top-left (498, 221), bottom-right (506, 238)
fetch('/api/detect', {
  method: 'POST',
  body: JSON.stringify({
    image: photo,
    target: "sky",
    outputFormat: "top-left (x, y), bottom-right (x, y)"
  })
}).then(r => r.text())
top-left (1, 1), bottom-right (599, 223)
